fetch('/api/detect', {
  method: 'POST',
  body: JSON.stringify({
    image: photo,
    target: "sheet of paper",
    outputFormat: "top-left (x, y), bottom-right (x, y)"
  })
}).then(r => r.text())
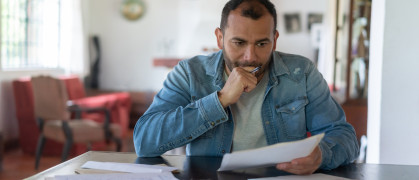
top-left (51, 172), bottom-right (178, 180)
top-left (218, 133), bottom-right (324, 171)
top-left (81, 161), bottom-right (177, 173)
top-left (249, 173), bottom-right (352, 180)
top-left (75, 168), bottom-right (128, 174)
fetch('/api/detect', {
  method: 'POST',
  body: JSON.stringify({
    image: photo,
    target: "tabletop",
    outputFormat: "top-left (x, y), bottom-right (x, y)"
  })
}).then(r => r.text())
top-left (27, 151), bottom-right (419, 180)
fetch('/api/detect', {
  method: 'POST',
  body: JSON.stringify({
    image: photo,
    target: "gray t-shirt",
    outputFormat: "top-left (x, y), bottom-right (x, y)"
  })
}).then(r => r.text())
top-left (224, 70), bottom-right (269, 152)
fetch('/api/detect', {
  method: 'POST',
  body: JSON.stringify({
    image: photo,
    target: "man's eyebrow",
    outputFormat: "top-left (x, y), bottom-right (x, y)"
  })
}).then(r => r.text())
top-left (231, 37), bottom-right (247, 42)
top-left (230, 37), bottom-right (271, 43)
top-left (256, 38), bottom-right (271, 43)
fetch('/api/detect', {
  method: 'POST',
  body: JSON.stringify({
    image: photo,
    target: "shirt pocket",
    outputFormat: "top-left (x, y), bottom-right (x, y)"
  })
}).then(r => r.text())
top-left (276, 97), bottom-right (308, 139)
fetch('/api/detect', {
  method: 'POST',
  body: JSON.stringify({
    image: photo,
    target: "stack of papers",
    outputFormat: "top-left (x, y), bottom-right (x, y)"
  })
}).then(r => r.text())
top-left (218, 133), bottom-right (324, 171)
top-left (46, 161), bottom-right (179, 180)
top-left (48, 172), bottom-right (177, 180)
top-left (80, 161), bottom-right (177, 173)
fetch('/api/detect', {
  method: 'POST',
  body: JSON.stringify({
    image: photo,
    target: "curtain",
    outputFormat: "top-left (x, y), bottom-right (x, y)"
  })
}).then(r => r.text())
top-left (59, 0), bottom-right (87, 76)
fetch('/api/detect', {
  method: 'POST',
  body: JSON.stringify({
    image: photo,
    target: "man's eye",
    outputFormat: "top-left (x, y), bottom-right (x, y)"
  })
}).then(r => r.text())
top-left (233, 41), bottom-right (244, 46)
top-left (257, 42), bottom-right (268, 47)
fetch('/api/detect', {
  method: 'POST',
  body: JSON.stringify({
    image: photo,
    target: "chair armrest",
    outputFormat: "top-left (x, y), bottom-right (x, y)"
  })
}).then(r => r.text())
top-left (68, 104), bottom-right (113, 142)
top-left (68, 104), bottom-right (110, 123)
top-left (69, 92), bottom-right (131, 137)
top-left (70, 92), bottom-right (130, 109)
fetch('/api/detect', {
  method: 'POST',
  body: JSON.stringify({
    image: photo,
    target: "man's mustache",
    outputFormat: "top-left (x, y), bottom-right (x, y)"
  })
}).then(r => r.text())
top-left (233, 62), bottom-right (263, 68)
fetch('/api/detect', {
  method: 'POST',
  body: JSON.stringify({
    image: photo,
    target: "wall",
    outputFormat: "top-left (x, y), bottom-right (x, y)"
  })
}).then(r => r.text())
top-left (368, 0), bottom-right (419, 165)
top-left (177, 0), bottom-right (225, 57)
top-left (83, 0), bottom-right (178, 92)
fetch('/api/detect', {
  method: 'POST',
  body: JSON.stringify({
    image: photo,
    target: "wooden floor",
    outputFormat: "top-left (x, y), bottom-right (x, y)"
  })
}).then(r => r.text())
top-left (0, 130), bottom-right (135, 180)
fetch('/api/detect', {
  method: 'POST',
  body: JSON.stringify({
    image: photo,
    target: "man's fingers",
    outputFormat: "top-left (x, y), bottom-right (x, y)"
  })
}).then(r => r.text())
top-left (277, 162), bottom-right (307, 171)
top-left (290, 146), bottom-right (322, 166)
top-left (291, 156), bottom-right (316, 167)
top-left (276, 162), bottom-right (315, 175)
top-left (241, 66), bottom-right (257, 72)
top-left (282, 167), bottom-right (314, 175)
top-left (243, 79), bottom-right (258, 92)
top-left (219, 66), bottom-right (259, 106)
top-left (275, 146), bottom-right (322, 175)
top-left (232, 68), bottom-right (258, 92)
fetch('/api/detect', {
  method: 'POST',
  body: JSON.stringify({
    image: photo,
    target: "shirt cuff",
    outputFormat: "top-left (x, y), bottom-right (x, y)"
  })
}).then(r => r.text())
top-left (198, 91), bottom-right (229, 128)
top-left (318, 140), bottom-right (333, 170)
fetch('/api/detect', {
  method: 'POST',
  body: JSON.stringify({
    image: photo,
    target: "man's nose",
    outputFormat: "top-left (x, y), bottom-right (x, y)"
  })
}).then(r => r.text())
top-left (243, 45), bottom-right (257, 62)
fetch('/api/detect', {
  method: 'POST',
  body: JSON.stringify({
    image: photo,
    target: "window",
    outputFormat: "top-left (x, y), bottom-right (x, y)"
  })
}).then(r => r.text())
top-left (1, 0), bottom-right (61, 70)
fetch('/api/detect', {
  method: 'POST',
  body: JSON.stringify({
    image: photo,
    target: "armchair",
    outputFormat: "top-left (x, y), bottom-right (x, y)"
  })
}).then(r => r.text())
top-left (31, 76), bottom-right (122, 169)
top-left (60, 75), bottom-right (131, 136)
top-left (12, 75), bottom-right (131, 156)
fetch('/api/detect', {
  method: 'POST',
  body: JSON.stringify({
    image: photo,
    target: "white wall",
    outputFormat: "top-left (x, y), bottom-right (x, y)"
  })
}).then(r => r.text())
top-left (177, 0), bottom-right (225, 57)
top-left (83, 0), bottom-right (176, 92)
top-left (368, 0), bottom-right (419, 165)
top-left (276, 0), bottom-right (328, 59)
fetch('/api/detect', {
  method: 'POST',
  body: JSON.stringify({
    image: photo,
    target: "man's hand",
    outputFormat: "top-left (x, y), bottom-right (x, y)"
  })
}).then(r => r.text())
top-left (218, 67), bottom-right (257, 108)
top-left (276, 146), bottom-right (322, 175)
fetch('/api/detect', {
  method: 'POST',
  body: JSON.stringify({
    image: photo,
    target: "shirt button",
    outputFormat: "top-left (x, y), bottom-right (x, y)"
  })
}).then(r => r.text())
top-left (265, 121), bottom-right (270, 125)
top-left (187, 136), bottom-right (192, 140)
top-left (210, 122), bottom-right (215, 126)
top-left (292, 107), bottom-right (295, 110)
top-left (222, 150), bottom-right (226, 153)
top-left (221, 118), bottom-right (226, 121)
top-left (216, 119), bottom-right (220, 123)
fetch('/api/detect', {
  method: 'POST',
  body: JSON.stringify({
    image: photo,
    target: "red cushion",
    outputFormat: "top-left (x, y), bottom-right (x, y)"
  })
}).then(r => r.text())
top-left (60, 75), bottom-right (86, 100)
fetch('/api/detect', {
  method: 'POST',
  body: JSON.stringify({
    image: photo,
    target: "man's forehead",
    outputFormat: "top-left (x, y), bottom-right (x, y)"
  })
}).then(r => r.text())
top-left (224, 12), bottom-right (275, 36)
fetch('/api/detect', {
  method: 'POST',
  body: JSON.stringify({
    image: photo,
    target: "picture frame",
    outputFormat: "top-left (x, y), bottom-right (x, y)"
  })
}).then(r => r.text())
top-left (307, 13), bottom-right (323, 31)
top-left (284, 13), bottom-right (301, 33)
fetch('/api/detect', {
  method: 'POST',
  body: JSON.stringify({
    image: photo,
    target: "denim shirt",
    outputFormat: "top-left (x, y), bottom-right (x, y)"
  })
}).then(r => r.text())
top-left (134, 50), bottom-right (359, 170)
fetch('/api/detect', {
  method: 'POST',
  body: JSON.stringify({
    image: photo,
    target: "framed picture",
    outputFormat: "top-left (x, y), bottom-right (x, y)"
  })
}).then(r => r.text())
top-left (308, 13), bottom-right (323, 31)
top-left (121, 0), bottom-right (146, 21)
top-left (284, 13), bottom-right (301, 33)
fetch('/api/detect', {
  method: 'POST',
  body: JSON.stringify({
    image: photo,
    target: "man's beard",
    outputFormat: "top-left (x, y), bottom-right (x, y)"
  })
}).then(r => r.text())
top-left (223, 51), bottom-right (272, 80)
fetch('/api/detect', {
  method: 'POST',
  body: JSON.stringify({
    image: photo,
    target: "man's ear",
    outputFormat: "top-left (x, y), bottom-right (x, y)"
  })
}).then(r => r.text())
top-left (272, 30), bottom-right (279, 50)
top-left (215, 28), bottom-right (224, 49)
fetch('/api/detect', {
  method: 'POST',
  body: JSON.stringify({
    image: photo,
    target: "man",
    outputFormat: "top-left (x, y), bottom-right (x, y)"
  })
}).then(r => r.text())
top-left (134, 0), bottom-right (359, 175)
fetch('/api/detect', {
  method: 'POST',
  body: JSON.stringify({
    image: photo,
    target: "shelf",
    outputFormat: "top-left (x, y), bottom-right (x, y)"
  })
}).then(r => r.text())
top-left (153, 58), bottom-right (182, 68)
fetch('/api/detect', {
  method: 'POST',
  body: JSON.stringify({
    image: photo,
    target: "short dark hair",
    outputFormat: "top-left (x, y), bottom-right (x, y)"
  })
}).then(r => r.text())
top-left (220, 0), bottom-right (277, 34)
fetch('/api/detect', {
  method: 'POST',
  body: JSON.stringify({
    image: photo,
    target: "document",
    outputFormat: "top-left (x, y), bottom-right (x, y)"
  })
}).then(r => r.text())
top-left (218, 133), bottom-right (324, 171)
top-left (47, 172), bottom-right (178, 180)
top-left (80, 161), bottom-right (178, 173)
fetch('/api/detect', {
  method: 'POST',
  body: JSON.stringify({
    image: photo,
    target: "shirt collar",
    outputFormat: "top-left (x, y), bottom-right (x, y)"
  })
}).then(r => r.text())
top-left (271, 51), bottom-right (290, 77)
